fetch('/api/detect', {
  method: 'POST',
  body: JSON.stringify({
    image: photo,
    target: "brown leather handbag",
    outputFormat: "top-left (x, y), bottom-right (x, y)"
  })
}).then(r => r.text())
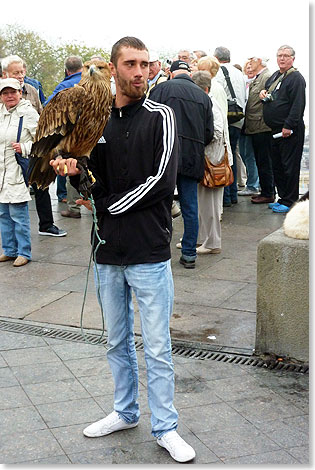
top-left (200, 146), bottom-right (234, 188)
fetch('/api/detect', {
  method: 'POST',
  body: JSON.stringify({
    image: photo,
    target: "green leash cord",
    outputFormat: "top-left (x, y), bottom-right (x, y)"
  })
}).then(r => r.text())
top-left (80, 194), bottom-right (107, 345)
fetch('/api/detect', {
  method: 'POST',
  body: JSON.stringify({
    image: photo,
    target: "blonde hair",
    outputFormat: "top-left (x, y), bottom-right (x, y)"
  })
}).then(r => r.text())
top-left (197, 55), bottom-right (220, 78)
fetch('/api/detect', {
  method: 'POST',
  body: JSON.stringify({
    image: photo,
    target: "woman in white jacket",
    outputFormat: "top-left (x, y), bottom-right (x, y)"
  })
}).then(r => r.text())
top-left (0, 78), bottom-right (39, 266)
top-left (192, 69), bottom-right (233, 254)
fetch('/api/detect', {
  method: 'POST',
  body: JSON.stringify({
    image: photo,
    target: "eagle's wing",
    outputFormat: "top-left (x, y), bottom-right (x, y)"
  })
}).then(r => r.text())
top-left (31, 85), bottom-right (86, 158)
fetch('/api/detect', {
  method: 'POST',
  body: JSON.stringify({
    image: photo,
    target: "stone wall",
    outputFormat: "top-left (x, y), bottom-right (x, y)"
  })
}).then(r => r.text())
top-left (255, 227), bottom-right (309, 363)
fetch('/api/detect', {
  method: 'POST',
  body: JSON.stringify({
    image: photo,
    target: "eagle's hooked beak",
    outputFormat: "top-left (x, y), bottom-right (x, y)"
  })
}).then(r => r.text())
top-left (89, 64), bottom-right (96, 76)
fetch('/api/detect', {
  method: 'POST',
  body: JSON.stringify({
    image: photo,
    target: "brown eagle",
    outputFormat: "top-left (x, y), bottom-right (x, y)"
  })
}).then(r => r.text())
top-left (28, 59), bottom-right (112, 197)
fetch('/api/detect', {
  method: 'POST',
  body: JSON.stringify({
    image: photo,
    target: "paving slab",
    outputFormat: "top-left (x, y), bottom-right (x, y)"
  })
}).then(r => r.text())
top-left (194, 421), bottom-right (280, 460)
top-left (0, 429), bottom-right (65, 464)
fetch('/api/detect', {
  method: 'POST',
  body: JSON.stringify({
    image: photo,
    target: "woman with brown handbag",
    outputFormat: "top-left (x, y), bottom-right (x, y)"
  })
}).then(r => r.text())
top-left (192, 68), bottom-right (233, 254)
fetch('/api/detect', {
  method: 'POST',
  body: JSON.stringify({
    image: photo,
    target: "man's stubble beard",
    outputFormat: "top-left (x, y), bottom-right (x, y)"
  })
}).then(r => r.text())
top-left (116, 70), bottom-right (147, 100)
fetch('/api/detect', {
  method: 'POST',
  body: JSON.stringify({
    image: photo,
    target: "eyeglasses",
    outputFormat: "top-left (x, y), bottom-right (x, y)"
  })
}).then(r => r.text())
top-left (277, 54), bottom-right (293, 59)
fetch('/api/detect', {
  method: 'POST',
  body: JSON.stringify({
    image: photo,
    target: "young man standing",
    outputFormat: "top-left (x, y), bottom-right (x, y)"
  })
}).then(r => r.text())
top-left (50, 36), bottom-right (195, 463)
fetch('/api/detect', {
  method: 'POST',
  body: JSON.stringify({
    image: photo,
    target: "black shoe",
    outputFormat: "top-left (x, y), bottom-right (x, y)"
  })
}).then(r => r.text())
top-left (179, 257), bottom-right (195, 269)
top-left (223, 201), bottom-right (231, 207)
top-left (231, 199), bottom-right (238, 204)
top-left (38, 225), bottom-right (67, 237)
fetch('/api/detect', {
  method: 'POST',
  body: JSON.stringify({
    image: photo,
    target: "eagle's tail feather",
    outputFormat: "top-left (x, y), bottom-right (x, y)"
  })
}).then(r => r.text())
top-left (28, 156), bottom-right (57, 190)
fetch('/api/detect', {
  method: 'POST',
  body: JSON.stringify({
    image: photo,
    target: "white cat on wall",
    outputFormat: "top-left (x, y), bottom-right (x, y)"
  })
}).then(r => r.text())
top-left (283, 192), bottom-right (309, 240)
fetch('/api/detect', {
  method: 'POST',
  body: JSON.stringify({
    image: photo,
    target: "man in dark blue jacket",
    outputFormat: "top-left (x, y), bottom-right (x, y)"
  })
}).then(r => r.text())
top-left (150, 60), bottom-right (214, 269)
top-left (44, 55), bottom-right (83, 105)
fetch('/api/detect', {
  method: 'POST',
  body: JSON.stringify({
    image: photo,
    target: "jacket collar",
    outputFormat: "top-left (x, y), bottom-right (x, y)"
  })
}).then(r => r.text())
top-left (172, 74), bottom-right (194, 83)
top-left (112, 95), bottom-right (146, 118)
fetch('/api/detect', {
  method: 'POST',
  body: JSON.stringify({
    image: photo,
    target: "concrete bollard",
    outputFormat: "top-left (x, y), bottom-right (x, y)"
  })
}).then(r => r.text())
top-left (255, 227), bottom-right (309, 363)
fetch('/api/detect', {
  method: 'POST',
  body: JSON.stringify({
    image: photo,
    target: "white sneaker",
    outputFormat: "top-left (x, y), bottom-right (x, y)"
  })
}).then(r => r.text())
top-left (238, 187), bottom-right (259, 196)
top-left (83, 411), bottom-right (138, 437)
top-left (157, 430), bottom-right (196, 462)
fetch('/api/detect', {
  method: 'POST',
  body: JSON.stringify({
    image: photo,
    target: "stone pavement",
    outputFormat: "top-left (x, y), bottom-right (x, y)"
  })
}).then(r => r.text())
top-left (0, 185), bottom-right (309, 464)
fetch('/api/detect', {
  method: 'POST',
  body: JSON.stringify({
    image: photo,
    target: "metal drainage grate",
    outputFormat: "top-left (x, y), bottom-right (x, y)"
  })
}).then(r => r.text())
top-left (0, 318), bottom-right (308, 374)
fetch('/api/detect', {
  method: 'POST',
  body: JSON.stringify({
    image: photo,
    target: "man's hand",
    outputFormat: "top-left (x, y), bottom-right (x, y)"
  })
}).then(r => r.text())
top-left (75, 198), bottom-right (92, 211)
top-left (259, 89), bottom-right (268, 100)
top-left (282, 128), bottom-right (292, 138)
top-left (49, 157), bottom-right (81, 176)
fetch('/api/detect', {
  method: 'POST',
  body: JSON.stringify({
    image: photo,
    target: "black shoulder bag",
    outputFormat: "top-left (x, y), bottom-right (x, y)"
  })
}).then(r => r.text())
top-left (221, 66), bottom-right (244, 124)
top-left (15, 116), bottom-right (29, 186)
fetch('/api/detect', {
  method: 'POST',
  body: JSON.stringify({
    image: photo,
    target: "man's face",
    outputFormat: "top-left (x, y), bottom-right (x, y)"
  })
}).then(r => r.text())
top-left (178, 51), bottom-right (190, 63)
top-left (0, 88), bottom-right (22, 109)
top-left (277, 48), bottom-right (295, 73)
top-left (248, 58), bottom-right (261, 75)
top-left (149, 60), bottom-right (161, 80)
top-left (111, 47), bottom-right (149, 102)
top-left (3, 62), bottom-right (25, 85)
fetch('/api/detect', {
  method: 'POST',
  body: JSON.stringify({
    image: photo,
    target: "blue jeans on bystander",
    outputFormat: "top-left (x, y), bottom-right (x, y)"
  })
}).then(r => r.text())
top-left (176, 174), bottom-right (198, 261)
top-left (0, 202), bottom-right (31, 259)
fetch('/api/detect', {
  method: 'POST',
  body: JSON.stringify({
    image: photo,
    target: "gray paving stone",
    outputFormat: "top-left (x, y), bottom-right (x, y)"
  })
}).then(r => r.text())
top-left (64, 355), bottom-right (112, 378)
top-left (174, 276), bottom-right (248, 308)
top-left (0, 354), bottom-right (6, 368)
top-left (25, 292), bottom-right (103, 329)
top-left (1, 346), bottom-right (60, 367)
top-left (36, 397), bottom-right (104, 428)
top-left (0, 331), bottom-right (47, 350)
top-left (221, 282), bottom-right (257, 312)
top-left (170, 304), bottom-right (256, 348)
top-left (11, 360), bottom-right (75, 385)
top-left (0, 385), bottom-right (32, 409)
top-left (195, 421), bottom-right (280, 460)
top-left (23, 377), bottom-right (90, 405)
top-left (227, 391), bottom-right (304, 425)
top-left (209, 373), bottom-right (274, 401)
top-left (179, 402), bottom-right (249, 434)
top-left (0, 285), bottom-right (67, 319)
top-left (174, 382), bottom-right (222, 409)
top-left (177, 358), bottom-right (249, 382)
top-left (0, 261), bottom-right (84, 288)
top-left (17, 454), bottom-right (71, 464)
top-left (0, 367), bottom-right (19, 387)
top-left (254, 418), bottom-right (309, 448)
top-left (287, 446), bottom-right (309, 464)
top-left (76, 373), bottom-right (116, 396)
top-left (0, 429), bottom-right (64, 464)
top-left (223, 449), bottom-right (300, 464)
top-left (0, 406), bottom-right (47, 434)
top-left (51, 341), bottom-right (106, 361)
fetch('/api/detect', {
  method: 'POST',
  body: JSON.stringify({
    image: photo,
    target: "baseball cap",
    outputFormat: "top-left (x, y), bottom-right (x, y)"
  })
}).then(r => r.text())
top-left (0, 78), bottom-right (21, 93)
top-left (149, 51), bottom-right (160, 63)
top-left (170, 60), bottom-right (191, 73)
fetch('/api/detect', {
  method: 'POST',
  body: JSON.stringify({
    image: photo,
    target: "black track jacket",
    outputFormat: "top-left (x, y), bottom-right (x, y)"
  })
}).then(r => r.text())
top-left (82, 96), bottom-right (179, 265)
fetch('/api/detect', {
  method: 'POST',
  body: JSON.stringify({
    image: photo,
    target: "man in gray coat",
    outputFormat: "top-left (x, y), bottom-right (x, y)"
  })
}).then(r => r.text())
top-left (244, 56), bottom-right (274, 204)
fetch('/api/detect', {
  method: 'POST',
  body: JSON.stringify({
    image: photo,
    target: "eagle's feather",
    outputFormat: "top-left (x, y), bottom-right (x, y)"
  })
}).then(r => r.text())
top-left (29, 59), bottom-right (112, 191)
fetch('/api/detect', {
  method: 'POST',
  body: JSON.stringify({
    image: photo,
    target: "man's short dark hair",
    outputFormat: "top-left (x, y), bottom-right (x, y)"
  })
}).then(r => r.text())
top-left (110, 36), bottom-right (148, 67)
top-left (213, 46), bottom-right (231, 62)
top-left (65, 56), bottom-right (83, 73)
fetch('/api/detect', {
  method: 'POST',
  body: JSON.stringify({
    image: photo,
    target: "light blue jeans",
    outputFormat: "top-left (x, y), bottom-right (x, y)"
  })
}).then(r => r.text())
top-left (94, 260), bottom-right (178, 438)
top-left (239, 134), bottom-right (260, 191)
top-left (0, 202), bottom-right (31, 259)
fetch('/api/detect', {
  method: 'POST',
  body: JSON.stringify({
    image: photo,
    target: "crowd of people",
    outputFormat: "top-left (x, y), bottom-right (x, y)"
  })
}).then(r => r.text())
top-left (0, 38), bottom-right (307, 462)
